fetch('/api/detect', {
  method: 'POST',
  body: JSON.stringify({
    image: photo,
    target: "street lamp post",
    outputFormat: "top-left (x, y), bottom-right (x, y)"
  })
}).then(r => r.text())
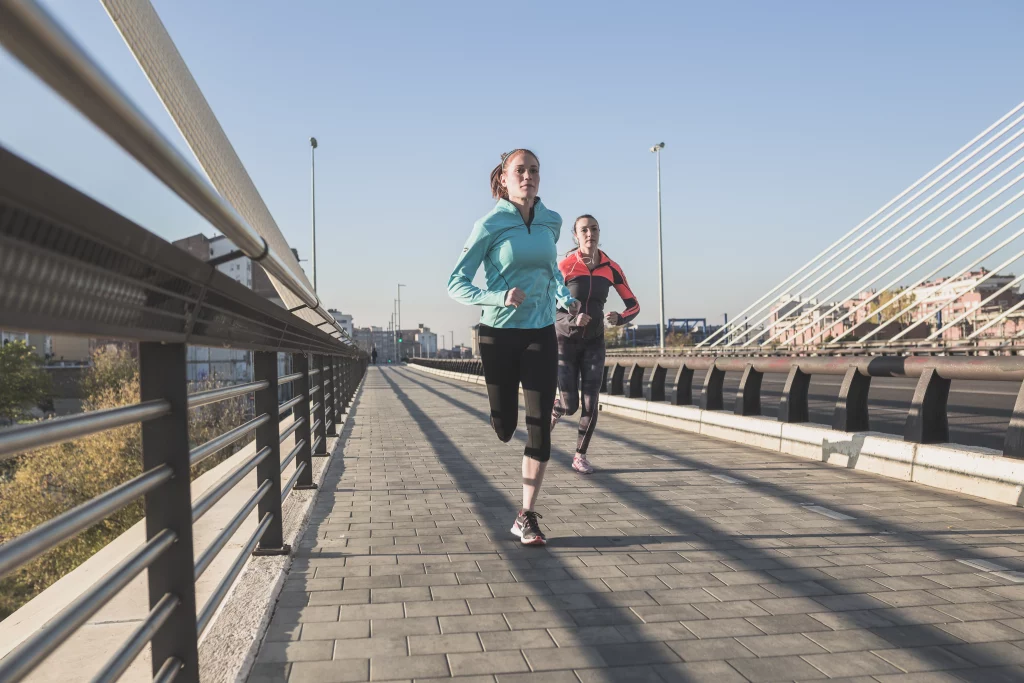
top-left (310, 137), bottom-right (318, 292)
top-left (397, 284), bottom-right (406, 361)
top-left (650, 142), bottom-right (666, 352)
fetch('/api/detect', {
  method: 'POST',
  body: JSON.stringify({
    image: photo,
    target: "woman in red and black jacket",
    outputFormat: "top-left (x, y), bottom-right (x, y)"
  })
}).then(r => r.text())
top-left (552, 215), bottom-right (640, 473)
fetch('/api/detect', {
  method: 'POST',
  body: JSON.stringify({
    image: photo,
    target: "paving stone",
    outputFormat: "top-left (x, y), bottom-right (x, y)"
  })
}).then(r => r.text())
top-left (727, 654), bottom-right (828, 681)
top-left (287, 660), bottom-right (370, 682)
top-left (251, 369), bottom-right (1024, 683)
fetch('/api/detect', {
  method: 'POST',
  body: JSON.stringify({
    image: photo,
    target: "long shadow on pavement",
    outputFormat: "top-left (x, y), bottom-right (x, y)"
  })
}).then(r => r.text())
top-left (395, 367), bottom-right (1024, 680)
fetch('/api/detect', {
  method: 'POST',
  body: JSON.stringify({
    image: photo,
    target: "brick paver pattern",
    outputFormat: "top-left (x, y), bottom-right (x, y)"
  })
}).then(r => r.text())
top-left (250, 367), bottom-right (1024, 682)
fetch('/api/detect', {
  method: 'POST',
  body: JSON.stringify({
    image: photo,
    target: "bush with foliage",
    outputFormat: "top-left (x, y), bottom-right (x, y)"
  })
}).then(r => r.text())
top-left (0, 341), bottom-right (51, 424)
top-left (0, 346), bottom-right (252, 620)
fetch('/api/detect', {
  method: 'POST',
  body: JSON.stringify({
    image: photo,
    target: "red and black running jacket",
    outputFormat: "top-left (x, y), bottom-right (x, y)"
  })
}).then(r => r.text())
top-left (555, 250), bottom-right (640, 340)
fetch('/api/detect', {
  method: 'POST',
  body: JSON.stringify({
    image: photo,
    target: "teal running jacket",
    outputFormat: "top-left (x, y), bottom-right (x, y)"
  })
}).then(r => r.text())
top-left (448, 198), bottom-right (576, 329)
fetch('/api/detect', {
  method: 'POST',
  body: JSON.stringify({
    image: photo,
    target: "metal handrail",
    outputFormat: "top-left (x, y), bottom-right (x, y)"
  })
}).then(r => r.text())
top-left (280, 439), bottom-right (305, 473)
top-left (0, 465), bottom-right (172, 579)
top-left (188, 380), bottom-right (269, 409)
top-left (279, 372), bottom-right (303, 385)
top-left (192, 447), bottom-right (272, 522)
top-left (311, 418), bottom-right (322, 435)
top-left (279, 417), bottom-right (305, 443)
top-left (153, 658), bottom-right (182, 683)
top-left (0, 0), bottom-right (347, 339)
top-left (197, 513), bottom-right (272, 634)
top-left (278, 395), bottom-right (303, 415)
top-left (190, 413), bottom-right (269, 467)
top-left (89, 593), bottom-right (180, 683)
top-left (311, 436), bottom-right (323, 454)
top-left (0, 400), bottom-right (169, 461)
top-left (281, 462), bottom-right (307, 502)
top-left (0, 529), bottom-right (176, 683)
top-left (194, 480), bottom-right (271, 580)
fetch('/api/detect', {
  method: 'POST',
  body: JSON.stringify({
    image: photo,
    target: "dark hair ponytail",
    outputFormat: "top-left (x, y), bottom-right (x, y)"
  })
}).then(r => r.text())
top-left (490, 148), bottom-right (538, 199)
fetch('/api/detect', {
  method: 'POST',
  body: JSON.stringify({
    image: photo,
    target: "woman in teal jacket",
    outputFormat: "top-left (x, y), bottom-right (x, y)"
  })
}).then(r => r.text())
top-left (448, 148), bottom-right (579, 545)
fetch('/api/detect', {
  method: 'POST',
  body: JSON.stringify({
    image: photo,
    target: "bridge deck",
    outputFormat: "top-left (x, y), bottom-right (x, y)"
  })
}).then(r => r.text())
top-left (251, 366), bottom-right (1024, 682)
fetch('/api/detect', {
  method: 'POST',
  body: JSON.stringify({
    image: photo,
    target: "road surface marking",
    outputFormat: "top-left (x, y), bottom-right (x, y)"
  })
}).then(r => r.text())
top-left (709, 474), bottom-right (742, 484)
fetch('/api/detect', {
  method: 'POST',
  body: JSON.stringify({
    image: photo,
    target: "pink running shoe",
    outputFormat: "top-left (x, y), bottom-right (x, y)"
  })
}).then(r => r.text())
top-left (572, 454), bottom-right (594, 474)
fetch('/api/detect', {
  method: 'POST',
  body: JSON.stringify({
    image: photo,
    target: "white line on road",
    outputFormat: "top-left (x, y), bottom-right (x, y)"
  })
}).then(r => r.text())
top-left (957, 557), bottom-right (1024, 583)
top-left (708, 474), bottom-right (742, 484)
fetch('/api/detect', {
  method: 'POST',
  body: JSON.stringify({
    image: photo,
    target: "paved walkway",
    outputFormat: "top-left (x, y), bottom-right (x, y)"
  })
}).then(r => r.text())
top-left (250, 366), bottom-right (1024, 682)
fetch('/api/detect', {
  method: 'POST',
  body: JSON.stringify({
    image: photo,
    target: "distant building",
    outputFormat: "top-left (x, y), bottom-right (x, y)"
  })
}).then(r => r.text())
top-left (413, 325), bottom-right (438, 358)
top-left (330, 310), bottom-right (355, 338)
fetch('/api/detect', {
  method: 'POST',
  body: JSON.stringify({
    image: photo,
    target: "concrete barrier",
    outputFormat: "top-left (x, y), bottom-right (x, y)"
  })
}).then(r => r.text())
top-left (408, 363), bottom-right (1024, 509)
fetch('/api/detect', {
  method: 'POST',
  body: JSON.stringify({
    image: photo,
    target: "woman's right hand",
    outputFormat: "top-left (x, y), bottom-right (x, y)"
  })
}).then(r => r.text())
top-left (505, 287), bottom-right (526, 308)
top-left (575, 313), bottom-right (592, 327)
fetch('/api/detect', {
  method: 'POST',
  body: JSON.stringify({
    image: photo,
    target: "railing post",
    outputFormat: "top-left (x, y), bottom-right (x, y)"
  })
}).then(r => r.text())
top-left (648, 364), bottom-right (667, 402)
top-left (672, 364), bottom-right (694, 406)
top-left (293, 352), bottom-right (316, 490)
top-left (609, 364), bottom-right (626, 395)
top-left (1005, 380), bottom-right (1024, 458)
top-left (734, 363), bottom-right (763, 416)
top-left (627, 363), bottom-right (645, 398)
top-left (326, 356), bottom-right (338, 437)
top-left (833, 366), bottom-right (871, 432)
top-left (138, 342), bottom-right (200, 681)
top-left (339, 358), bottom-right (350, 414)
top-left (778, 366), bottom-right (811, 423)
top-left (313, 355), bottom-right (328, 456)
top-left (904, 368), bottom-right (951, 444)
top-left (254, 351), bottom-right (289, 555)
top-left (700, 363), bottom-right (725, 411)
top-left (333, 356), bottom-right (343, 424)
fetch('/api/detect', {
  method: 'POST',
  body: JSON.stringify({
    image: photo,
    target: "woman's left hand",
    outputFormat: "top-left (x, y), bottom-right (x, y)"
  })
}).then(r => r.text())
top-left (567, 301), bottom-right (582, 316)
top-left (606, 311), bottom-right (622, 326)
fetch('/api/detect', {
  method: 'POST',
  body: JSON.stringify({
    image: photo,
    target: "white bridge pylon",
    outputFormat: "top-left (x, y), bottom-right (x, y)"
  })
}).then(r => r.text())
top-left (701, 101), bottom-right (1024, 349)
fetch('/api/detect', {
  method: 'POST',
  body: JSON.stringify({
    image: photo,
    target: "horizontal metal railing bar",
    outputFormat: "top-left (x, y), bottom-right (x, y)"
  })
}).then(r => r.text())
top-left (600, 355), bottom-right (1024, 381)
top-left (0, 0), bottom-right (348, 339)
top-left (279, 372), bottom-right (303, 385)
top-left (152, 657), bottom-right (182, 683)
top-left (189, 413), bottom-right (269, 467)
top-left (278, 395), bottom-right (303, 415)
top-left (0, 400), bottom-right (170, 461)
top-left (192, 446), bottom-right (272, 522)
top-left (281, 462), bottom-right (307, 502)
top-left (194, 480), bottom-right (271, 580)
top-left (311, 436), bottom-right (323, 454)
top-left (280, 439), bottom-right (305, 473)
top-left (310, 402), bottom-right (321, 415)
top-left (0, 529), bottom-right (175, 683)
top-left (309, 368), bottom-right (321, 376)
top-left (197, 512), bottom-right (272, 635)
top-left (310, 385), bottom-right (321, 395)
top-left (324, 391), bottom-right (332, 402)
top-left (279, 417), bottom-right (305, 443)
top-left (88, 592), bottom-right (179, 683)
top-left (188, 380), bottom-right (269, 408)
top-left (0, 464), bottom-right (172, 579)
top-left (311, 418), bottom-right (322, 435)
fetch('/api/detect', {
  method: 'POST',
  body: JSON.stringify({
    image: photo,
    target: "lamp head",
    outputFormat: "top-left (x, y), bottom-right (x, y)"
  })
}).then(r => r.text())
top-left (310, 137), bottom-right (318, 149)
top-left (649, 142), bottom-right (665, 153)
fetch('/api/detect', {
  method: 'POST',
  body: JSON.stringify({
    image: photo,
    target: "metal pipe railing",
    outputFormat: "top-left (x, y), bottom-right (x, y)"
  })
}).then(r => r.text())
top-left (0, 465), bottom-right (172, 579)
top-left (281, 462), bottom-right (307, 502)
top-left (0, 529), bottom-right (176, 683)
top-left (280, 439), bottom-right (305, 473)
top-left (197, 513), bottom-right (272, 635)
top-left (0, 0), bottom-right (347, 339)
top-left (279, 416), bottom-right (305, 444)
top-left (278, 395), bottom-right (303, 415)
top-left (192, 446), bottom-right (272, 522)
top-left (88, 593), bottom-right (180, 683)
top-left (0, 401), bottom-right (169, 461)
top-left (194, 480), bottom-right (271, 580)
top-left (189, 413), bottom-right (269, 467)
top-left (188, 380), bottom-right (269, 409)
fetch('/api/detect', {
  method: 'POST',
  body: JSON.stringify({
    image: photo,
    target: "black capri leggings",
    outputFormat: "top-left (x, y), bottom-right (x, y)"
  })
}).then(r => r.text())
top-left (551, 335), bottom-right (606, 455)
top-left (478, 324), bottom-right (557, 462)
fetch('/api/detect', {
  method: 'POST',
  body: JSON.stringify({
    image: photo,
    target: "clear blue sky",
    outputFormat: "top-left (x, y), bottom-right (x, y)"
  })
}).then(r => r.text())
top-left (2, 1), bottom-right (1023, 347)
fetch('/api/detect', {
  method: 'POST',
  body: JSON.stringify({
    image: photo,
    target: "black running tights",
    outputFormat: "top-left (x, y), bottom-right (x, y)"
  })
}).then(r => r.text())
top-left (478, 324), bottom-right (557, 462)
top-left (551, 334), bottom-right (606, 455)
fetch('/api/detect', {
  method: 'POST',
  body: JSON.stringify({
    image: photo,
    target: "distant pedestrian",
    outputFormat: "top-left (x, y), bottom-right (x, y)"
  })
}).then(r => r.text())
top-left (371, 347), bottom-right (378, 365)
top-left (448, 148), bottom-right (580, 546)
top-left (551, 215), bottom-right (640, 474)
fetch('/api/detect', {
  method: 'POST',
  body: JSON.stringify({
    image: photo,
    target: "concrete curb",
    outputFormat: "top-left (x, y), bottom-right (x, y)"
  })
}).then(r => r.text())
top-left (408, 363), bottom-right (1024, 508)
